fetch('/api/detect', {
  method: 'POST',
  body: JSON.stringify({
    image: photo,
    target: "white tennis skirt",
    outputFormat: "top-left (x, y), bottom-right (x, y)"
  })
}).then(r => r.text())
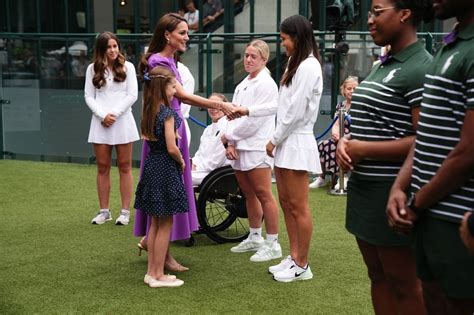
top-left (274, 133), bottom-right (321, 173)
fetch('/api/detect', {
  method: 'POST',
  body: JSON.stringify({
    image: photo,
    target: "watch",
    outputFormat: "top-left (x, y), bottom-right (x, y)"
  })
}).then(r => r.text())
top-left (407, 193), bottom-right (422, 214)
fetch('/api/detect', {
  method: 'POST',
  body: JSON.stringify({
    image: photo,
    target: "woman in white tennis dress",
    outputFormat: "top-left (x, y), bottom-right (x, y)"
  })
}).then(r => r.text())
top-left (84, 31), bottom-right (140, 226)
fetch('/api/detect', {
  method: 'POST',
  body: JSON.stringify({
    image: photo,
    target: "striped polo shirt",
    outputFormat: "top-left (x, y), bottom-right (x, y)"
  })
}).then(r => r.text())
top-left (410, 24), bottom-right (474, 222)
top-left (350, 41), bottom-right (432, 180)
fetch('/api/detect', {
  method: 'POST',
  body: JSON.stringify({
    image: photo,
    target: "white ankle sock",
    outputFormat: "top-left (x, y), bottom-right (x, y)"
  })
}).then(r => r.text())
top-left (100, 208), bottom-right (110, 212)
top-left (266, 234), bottom-right (278, 243)
top-left (249, 227), bottom-right (262, 240)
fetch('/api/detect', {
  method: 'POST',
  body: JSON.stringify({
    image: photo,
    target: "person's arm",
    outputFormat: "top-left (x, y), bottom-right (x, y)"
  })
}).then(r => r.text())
top-left (112, 62), bottom-right (138, 117)
top-left (226, 80), bottom-right (277, 141)
top-left (338, 107), bottom-right (420, 169)
top-left (164, 116), bottom-right (185, 171)
top-left (412, 110), bottom-right (474, 211)
top-left (385, 142), bottom-right (418, 233)
top-left (174, 82), bottom-right (233, 116)
top-left (460, 212), bottom-right (474, 253)
top-left (84, 64), bottom-right (108, 121)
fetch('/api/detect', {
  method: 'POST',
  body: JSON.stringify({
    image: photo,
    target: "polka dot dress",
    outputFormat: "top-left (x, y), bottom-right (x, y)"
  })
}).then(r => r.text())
top-left (134, 105), bottom-right (188, 218)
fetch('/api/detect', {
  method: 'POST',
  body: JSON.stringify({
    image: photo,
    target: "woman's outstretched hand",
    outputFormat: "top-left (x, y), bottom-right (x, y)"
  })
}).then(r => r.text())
top-left (227, 106), bottom-right (249, 120)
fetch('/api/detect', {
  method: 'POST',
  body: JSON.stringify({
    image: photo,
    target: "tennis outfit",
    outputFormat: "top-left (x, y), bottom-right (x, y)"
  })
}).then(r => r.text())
top-left (346, 41), bottom-right (432, 246)
top-left (192, 116), bottom-right (229, 186)
top-left (84, 61), bottom-right (140, 144)
top-left (225, 69), bottom-right (278, 171)
top-left (249, 55), bottom-right (323, 173)
top-left (410, 25), bottom-right (474, 298)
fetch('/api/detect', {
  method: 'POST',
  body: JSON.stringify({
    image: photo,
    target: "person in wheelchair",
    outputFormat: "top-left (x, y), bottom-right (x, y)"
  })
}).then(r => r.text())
top-left (191, 93), bottom-right (230, 186)
top-left (221, 40), bottom-right (281, 263)
top-left (309, 76), bottom-right (358, 190)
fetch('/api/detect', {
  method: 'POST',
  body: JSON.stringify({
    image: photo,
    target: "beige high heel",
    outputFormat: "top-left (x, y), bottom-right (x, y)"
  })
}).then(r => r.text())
top-left (137, 237), bottom-right (147, 256)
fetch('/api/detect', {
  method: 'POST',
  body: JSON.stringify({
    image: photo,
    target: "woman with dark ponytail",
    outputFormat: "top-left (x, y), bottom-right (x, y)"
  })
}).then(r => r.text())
top-left (336, 0), bottom-right (434, 313)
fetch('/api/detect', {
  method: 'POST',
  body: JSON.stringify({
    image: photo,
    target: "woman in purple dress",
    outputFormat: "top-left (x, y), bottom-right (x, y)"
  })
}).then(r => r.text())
top-left (135, 13), bottom-right (233, 271)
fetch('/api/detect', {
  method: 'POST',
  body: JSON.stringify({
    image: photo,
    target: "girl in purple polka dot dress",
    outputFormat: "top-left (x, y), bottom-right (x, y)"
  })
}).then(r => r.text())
top-left (134, 66), bottom-right (188, 288)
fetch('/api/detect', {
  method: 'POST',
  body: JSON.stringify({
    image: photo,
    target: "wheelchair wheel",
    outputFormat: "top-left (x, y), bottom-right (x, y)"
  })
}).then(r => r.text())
top-left (197, 166), bottom-right (249, 243)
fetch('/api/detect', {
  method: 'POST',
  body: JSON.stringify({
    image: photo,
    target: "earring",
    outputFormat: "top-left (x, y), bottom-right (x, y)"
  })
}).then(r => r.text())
top-left (400, 19), bottom-right (406, 24)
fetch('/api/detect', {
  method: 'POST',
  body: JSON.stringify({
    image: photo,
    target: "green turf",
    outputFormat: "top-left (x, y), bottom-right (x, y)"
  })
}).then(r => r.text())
top-left (0, 160), bottom-right (371, 314)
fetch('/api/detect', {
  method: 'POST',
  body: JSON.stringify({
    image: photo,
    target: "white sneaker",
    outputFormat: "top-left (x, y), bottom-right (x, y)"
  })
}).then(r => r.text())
top-left (268, 255), bottom-right (294, 274)
top-left (115, 209), bottom-right (130, 225)
top-left (309, 177), bottom-right (328, 189)
top-left (230, 237), bottom-right (264, 253)
top-left (91, 210), bottom-right (112, 225)
top-left (273, 264), bottom-right (313, 283)
top-left (250, 241), bottom-right (282, 262)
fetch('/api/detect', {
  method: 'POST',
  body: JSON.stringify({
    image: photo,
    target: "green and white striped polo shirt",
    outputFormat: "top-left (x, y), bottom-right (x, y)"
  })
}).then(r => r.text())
top-left (411, 24), bottom-right (474, 222)
top-left (350, 41), bottom-right (432, 180)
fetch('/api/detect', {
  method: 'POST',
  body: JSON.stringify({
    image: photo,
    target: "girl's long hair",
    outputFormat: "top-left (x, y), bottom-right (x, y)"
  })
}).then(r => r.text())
top-left (141, 66), bottom-right (175, 140)
top-left (280, 15), bottom-right (321, 87)
top-left (138, 13), bottom-right (187, 79)
top-left (92, 31), bottom-right (126, 89)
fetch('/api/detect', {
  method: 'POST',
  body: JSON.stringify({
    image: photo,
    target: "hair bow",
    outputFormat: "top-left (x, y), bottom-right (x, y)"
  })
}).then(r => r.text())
top-left (143, 72), bottom-right (151, 81)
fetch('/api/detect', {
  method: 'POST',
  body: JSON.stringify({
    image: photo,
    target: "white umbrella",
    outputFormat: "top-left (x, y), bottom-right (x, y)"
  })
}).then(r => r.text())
top-left (47, 41), bottom-right (87, 56)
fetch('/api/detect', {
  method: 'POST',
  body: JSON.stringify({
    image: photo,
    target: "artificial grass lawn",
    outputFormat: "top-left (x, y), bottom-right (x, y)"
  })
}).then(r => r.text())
top-left (0, 160), bottom-right (371, 314)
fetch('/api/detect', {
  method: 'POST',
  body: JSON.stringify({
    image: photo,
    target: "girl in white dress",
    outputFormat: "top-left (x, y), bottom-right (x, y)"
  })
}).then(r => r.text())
top-left (221, 40), bottom-right (281, 263)
top-left (85, 31), bottom-right (140, 225)
top-left (232, 15), bottom-right (323, 282)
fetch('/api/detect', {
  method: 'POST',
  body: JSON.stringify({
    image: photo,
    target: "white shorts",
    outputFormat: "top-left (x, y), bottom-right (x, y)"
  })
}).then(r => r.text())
top-left (230, 150), bottom-right (273, 171)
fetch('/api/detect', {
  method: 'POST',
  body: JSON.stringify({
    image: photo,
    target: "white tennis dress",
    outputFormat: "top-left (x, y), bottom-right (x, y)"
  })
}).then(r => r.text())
top-left (85, 61), bottom-right (140, 145)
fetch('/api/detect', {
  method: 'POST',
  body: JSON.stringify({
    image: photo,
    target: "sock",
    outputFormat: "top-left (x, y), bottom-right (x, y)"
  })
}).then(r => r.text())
top-left (249, 227), bottom-right (262, 240)
top-left (100, 208), bottom-right (110, 212)
top-left (266, 234), bottom-right (278, 243)
top-left (295, 263), bottom-right (308, 272)
top-left (120, 209), bottom-right (130, 215)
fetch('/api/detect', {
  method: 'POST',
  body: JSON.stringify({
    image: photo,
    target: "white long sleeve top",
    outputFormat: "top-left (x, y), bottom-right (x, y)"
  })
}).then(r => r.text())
top-left (248, 55), bottom-right (322, 146)
top-left (177, 61), bottom-right (195, 119)
top-left (192, 116), bottom-right (228, 172)
top-left (225, 69), bottom-right (278, 151)
top-left (84, 61), bottom-right (138, 121)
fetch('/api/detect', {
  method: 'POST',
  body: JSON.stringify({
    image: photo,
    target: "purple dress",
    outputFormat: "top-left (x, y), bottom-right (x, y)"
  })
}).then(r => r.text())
top-left (133, 54), bottom-right (198, 241)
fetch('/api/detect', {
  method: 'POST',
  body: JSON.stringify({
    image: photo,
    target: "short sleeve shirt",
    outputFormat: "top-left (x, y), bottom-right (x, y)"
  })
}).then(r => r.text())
top-left (350, 41), bottom-right (432, 180)
top-left (410, 24), bottom-right (474, 222)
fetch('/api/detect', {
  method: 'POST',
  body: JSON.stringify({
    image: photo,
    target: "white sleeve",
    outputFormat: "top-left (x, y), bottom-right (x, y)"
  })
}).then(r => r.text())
top-left (192, 127), bottom-right (209, 167)
top-left (248, 99), bottom-right (278, 117)
top-left (84, 64), bottom-right (107, 120)
top-left (178, 62), bottom-right (195, 118)
top-left (112, 62), bottom-right (138, 117)
top-left (271, 60), bottom-right (322, 145)
top-left (226, 80), bottom-right (277, 141)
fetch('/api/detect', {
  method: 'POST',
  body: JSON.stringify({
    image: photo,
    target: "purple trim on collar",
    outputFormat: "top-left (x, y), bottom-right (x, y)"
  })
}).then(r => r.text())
top-left (379, 53), bottom-right (392, 65)
top-left (443, 31), bottom-right (458, 44)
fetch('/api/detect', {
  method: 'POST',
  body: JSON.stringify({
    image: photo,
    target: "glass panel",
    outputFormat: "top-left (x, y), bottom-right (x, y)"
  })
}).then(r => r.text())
top-left (9, 0), bottom-right (37, 33)
top-left (68, 0), bottom-right (88, 33)
top-left (40, 0), bottom-right (66, 33)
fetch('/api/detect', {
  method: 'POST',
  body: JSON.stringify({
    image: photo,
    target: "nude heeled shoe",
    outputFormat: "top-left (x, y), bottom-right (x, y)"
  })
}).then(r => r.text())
top-left (137, 237), bottom-right (147, 256)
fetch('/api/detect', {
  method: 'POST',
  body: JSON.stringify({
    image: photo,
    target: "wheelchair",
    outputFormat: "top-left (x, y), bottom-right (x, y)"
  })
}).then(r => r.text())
top-left (194, 165), bottom-right (249, 244)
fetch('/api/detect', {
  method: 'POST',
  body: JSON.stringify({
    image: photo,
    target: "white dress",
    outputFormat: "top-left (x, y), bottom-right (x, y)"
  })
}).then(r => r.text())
top-left (84, 61), bottom-right (140, 145)
top-left (249, 55), bottom-right (323, 173)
